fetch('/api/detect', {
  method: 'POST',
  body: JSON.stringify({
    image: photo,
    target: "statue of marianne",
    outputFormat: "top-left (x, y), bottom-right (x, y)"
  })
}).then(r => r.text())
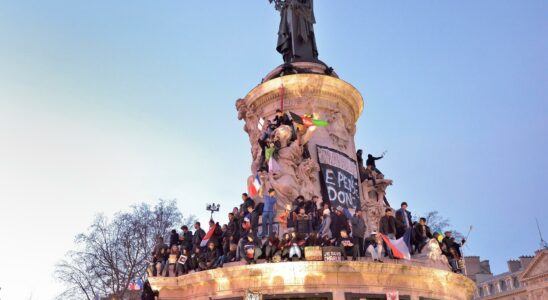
top-left (269, 0), bottom-right (319, 63)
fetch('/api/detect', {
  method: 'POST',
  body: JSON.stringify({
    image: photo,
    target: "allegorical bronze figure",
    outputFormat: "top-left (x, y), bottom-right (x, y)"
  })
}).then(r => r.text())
top-left (269, 0), bottom-right (319, 63)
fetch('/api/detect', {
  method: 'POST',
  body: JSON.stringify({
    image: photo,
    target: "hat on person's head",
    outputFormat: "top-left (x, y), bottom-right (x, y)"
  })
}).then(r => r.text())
top-left (323, 209), bottom-right (330, 216)
top-left (336, 206), bottom-right (344, 212)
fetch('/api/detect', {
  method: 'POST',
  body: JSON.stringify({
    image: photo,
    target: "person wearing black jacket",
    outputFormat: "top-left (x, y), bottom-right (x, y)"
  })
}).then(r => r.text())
top-left (337, 230), bottom-right (358, 261)
top-left (350, 209), bottom-right (367, 256)
top-left (179, 225), bottom-right (193, 251)
top-left (263, 232), bottom-right (280, 262)
top-left (207, 219), bottom-right (223, 250)
top-left (395, 202), bottom-right (413, 239)
top-left (199, 241), bottom-right (220, 271)
top-left (330, 207), bottom-right (349, 240)
top-left (192, 222), bottom-right (206, 251)
top-left (305, 231), bottom-right (322, 246)
top-left (273, 109), bottom-right (293, 128)
top-left (243, 232), bottom-right (262, 264)
top-left (141, 280), bottom-right (155, 300)
top-left (413, 218), bottom-right (433, 254)
top-left (151, 237), bottom-right (169, 276)
top-left (224, 213), bottom-right (238, 254)
top-left (378, 208), bottom-right (398, 239)
top-left (246, 206), bottom-right (260, 233)
top-left (240, 193), bottom-right (255, 218)
top-left (189, 247), bottom-right (203, 272)
top-left (169, 229), bottom-right (179, 248)
top-left (366, 153), bottom-right (384, 175)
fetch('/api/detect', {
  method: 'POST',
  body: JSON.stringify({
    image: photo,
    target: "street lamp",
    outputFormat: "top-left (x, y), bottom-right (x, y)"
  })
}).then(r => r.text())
top-left (206, 203), bottom-right (220, 220)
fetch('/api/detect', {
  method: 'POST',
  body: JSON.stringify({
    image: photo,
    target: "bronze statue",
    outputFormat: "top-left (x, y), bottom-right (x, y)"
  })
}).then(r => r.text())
top-left (269, 0), bottom-right (319, 63)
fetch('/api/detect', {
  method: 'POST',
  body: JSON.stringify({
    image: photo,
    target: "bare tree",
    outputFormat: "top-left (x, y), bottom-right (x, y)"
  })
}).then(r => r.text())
top-left (55, 199), bottom-right (196, 300)
top-left (415, 210), bottom-right (463, 239)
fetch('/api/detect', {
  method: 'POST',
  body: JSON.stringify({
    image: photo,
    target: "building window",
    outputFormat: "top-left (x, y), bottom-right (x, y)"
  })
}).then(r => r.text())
top-left (513, 277), bottom-right (520, 288)
top-left (500, 280), bottom-right (507, 292)
top-left (489, 283), bottom-right (495, 295)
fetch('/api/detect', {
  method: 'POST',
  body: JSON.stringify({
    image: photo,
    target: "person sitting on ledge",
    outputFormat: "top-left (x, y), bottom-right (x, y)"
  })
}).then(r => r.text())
top-left (166, 244), bottom-right (180, 277)
top-left (199, 241), bottom-right (220, 271)
top-left (189, 247), bottom-right (203, 273)
top-left (364, 231), bottom-right (384, 262)
top-left (263, 232), bottom-right (280, 262)
top-left (243, 232), bottom-right (262, 265)
top-left (151, 236), bottom-right (169, 277)
top-left (306, 231), bottom-right (322, 247)
top-left (288, 232), bottom-right (305, 261)
top-left (236, 218), bottom-right (252, 261)
top-left (279, 232), bottom-right (292, 261)
top-left (176, 248), bottom-right (192, 275)
top-left (337, 229), bottom-right (358, 261)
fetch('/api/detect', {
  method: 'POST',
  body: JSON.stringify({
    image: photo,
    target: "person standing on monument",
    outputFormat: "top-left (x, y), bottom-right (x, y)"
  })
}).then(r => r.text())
top-left (240, 193), bottom-right (255, 218)
top-left (366, 153), bottom-right (384, 175)
top-left (179, 225), bottom-right (193, 252)
top-left (379, 208), bottom-right (397, 239)
top-left (413, 217), bottom-right (433, 254)
top-left (395, 202), bottom-right (413, 238)
top-left (224, 213), bottom-right (238, 254)
top-left (330, 207), bottom-right (349, 240)
top-left (351, 209), bottom-right (367, 257)
top-left (262, 188), bottom-right (278, 238)
top-left (192, 222), bottom-right (206, 251)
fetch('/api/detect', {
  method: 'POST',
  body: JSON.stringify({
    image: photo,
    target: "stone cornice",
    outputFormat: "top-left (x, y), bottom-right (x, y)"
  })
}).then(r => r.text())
top-left (150, 261), bottom-right (475, 300)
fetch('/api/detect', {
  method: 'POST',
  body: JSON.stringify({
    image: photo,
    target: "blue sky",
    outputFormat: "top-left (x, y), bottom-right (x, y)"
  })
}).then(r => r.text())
top-left (0, 1), bottom-right (546, 299)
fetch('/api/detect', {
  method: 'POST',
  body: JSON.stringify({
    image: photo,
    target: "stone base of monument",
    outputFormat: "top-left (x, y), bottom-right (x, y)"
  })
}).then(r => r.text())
top-left (149, 260), bottom-right (476, 300)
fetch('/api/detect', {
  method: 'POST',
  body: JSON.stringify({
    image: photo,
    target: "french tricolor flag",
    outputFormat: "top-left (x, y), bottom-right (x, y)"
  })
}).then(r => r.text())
top-left (200, 223), bottom-right (218, 247)
top-left (380, 234), bottom-right (411, 260)
top-left (247, 174), bottom-right (262, 197)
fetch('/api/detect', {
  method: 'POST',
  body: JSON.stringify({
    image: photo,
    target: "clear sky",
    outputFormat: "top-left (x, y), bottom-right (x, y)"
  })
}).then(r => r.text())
top-left (0, 1), bottom-right (546, 299)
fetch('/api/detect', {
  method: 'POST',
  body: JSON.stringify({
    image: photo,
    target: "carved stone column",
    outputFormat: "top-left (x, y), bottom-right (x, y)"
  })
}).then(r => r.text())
top-left (237, 68), bottom-right (363, 209)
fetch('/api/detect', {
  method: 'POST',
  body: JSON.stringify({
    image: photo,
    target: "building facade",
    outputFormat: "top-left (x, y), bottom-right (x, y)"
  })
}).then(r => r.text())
top-left (465, 249), bottom-right (547, 300)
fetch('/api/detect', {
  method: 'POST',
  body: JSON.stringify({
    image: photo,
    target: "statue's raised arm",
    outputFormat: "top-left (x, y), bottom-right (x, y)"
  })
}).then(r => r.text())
top-left (269, 0), bottom-right (319, 63)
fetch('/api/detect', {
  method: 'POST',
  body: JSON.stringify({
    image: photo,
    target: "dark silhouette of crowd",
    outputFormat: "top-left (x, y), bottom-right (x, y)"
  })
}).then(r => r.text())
top-left (149, 191), bottom-right (465, 277)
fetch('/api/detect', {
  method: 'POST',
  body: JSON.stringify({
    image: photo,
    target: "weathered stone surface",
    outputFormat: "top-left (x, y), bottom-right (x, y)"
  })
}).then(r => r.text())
top-left (150, 260), bottom-right (476, 300)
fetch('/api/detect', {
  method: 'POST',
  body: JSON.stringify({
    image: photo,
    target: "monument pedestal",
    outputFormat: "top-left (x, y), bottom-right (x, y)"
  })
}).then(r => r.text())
top-left (149, 260), bottom-right (476, 300)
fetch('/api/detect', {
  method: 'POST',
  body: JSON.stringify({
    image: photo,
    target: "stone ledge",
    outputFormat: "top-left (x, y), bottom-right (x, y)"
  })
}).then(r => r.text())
top-left (150, 260), bottom-right (475, 300)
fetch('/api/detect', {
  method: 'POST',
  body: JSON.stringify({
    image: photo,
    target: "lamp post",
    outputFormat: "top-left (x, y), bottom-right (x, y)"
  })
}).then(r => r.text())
top-left (206, 203), bottom-right (220, 220)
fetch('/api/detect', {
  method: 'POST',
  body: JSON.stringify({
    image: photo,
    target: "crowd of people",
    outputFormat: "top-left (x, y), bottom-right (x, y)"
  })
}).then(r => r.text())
top-left (147, 111), bottom-right (465, 277)
top-left (149, 193), bottom-right (466, 277)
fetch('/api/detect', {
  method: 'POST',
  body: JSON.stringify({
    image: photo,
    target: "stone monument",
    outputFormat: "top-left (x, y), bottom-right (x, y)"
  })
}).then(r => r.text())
top-left (149, 2), bottom-right (476, 299)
